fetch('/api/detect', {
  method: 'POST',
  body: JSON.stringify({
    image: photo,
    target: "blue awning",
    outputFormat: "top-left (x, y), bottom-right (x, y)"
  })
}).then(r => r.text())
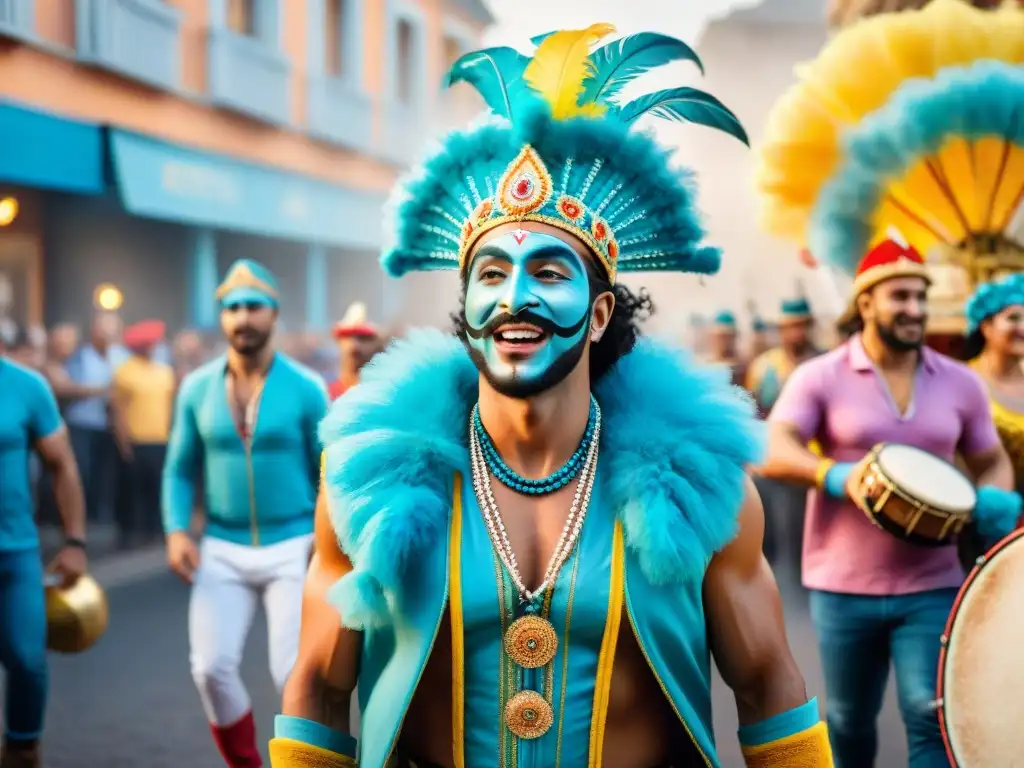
top-left (0, 101), bottom-right (104, 195)
top-left (108, 129), bottom-right (386, 248)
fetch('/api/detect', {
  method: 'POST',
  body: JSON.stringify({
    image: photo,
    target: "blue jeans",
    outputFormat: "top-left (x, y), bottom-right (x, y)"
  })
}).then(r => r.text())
top-left (0, 548), bottom-right (48, 741)
top-left (810, 588), bottom-right (957, 768)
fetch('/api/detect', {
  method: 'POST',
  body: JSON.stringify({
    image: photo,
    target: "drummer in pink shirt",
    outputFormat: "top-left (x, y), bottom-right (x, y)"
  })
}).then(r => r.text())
top-left (761, 236), bottom-right (1018, 768)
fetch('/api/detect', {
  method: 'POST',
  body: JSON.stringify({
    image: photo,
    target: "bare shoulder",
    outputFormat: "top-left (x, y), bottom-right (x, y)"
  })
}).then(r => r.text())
top-left (710, 476), bottom-right (765, 572)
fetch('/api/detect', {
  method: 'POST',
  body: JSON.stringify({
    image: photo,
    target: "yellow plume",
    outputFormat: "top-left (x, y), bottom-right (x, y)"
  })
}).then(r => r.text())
top-left (523, 23), bottom-right (616, 119)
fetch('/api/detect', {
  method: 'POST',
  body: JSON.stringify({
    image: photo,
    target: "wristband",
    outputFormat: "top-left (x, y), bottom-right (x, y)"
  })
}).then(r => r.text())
top-left (64, 537), bottom-right (87, 550)
top-left (814, 459), bottom-right (835, 489)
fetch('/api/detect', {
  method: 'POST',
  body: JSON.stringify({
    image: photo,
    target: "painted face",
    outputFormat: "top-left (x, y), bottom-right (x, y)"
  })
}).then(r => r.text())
top-left (463, 230), bottom-right (592, 398)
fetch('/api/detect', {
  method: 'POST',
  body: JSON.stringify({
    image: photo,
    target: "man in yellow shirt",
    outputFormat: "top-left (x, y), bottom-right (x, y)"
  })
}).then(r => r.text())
top-left (112, 320), bottom-right (176, 548)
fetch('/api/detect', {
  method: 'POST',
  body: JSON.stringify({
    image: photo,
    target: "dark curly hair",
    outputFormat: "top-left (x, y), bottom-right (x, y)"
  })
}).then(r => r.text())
top-left (451, 258), bottom-right (654, 383)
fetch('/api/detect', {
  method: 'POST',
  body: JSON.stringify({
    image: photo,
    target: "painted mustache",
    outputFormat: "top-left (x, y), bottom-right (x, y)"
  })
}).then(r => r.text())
top-left (464, 308), bottom-right (589, 340)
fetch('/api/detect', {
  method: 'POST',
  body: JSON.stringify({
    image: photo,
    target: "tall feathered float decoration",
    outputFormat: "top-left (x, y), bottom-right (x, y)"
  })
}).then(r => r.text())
top-left (757, 0), bottom-right (1024, 328)
top-left (826, 0), bottom-right (1011, 28)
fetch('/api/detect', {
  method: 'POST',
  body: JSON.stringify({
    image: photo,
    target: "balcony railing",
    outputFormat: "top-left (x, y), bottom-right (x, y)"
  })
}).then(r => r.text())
top-left (0, 0), bottom-right (34, 41)
top-left (306, 76), bottom-right (373, 153)
top-left (208, 28), bottom-right (290, 126)
top-left (76, 0), bottom-right (181, 91)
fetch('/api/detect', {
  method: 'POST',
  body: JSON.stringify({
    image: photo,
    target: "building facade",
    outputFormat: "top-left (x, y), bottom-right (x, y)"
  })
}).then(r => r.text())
top-left (0, 0), bottom-right (490, 333)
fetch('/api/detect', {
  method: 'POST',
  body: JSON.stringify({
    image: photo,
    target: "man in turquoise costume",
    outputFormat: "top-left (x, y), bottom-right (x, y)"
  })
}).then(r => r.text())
top-left (706, 310), bottom-right (747, 388)
top-left (272, 26), bottom-right (834, 768)
top-left (162, 259), bottom-right (329, 767)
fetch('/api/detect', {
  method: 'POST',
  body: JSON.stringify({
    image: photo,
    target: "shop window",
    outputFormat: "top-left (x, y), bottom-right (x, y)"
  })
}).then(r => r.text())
top-left (325, 0), bottom-right (346, 77)
top-left (227, 0), bottom-right (256, 36)
top-left (396, 18), bottom-right (414, 105)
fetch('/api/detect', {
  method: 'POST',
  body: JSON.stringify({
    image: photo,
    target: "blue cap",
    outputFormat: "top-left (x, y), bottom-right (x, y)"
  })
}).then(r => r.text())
top-left (713, 310), bottom-right (737, 328)
top-left (217, 259), bottom-right (279, 308)
top-left (779, 297), bottom-right (812, 321)
top-left (752, 316), bottom-right (768, 332)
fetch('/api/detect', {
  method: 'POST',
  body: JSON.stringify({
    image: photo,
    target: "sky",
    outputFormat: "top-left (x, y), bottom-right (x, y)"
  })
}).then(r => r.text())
top-left (482, 0), bottom-right (763, 47)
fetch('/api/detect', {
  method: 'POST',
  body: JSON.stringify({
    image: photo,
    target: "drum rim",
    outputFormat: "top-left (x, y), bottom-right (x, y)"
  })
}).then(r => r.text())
top-left (936, 526), bottom-right (1024, 767)
top-left (869, 443), bottom-right (976, 514)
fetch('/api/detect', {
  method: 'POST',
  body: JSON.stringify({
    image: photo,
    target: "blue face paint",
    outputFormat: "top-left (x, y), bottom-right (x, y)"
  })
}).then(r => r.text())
top-left (463, 230), bottom-right (593, 398)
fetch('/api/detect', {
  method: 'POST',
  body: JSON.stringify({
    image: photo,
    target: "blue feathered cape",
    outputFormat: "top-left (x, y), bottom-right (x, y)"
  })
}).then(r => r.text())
top-left (320, 329), bottom-right (765, 629)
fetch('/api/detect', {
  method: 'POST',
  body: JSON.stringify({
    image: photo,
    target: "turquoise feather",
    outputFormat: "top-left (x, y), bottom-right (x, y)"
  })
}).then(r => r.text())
top-left (443, 47), bottom-right (532, 120)
top-left (618, 87), bottom-right (749, 145)
top-left (582, 33), bottom-right (704, 106)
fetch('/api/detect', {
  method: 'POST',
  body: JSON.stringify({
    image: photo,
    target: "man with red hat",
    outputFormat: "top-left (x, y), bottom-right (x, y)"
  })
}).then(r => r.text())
top-left (760, 233), bottom-right (1019, 767)
top-left (111, 320), bottom-right (176, 548)
top-left (328, 302), bottom-right (381, 401)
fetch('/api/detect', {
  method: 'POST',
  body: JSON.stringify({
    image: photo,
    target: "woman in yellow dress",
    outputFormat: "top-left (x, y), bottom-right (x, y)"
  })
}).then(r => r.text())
top-left (964, 273), bottom-right (1024, 493)
top-left (957, 273), bottom-right (1024, 566)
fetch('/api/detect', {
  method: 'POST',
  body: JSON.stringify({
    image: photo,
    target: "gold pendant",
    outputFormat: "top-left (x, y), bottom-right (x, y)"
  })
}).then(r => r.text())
top-left (504, 615), bottom-right (558, 669)
top-left (504, 689), bottom-right (554, 739)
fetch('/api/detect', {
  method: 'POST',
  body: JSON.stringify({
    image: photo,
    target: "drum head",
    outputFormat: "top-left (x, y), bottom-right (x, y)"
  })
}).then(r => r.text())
top-left (876, 444), bottom-right (976, 512)
top-left (940, 530), bottom-right (1024, 766)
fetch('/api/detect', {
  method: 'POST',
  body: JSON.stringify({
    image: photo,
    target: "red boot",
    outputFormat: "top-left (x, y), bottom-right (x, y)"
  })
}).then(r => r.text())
top-left (210, 711), bottom-right (263, 767)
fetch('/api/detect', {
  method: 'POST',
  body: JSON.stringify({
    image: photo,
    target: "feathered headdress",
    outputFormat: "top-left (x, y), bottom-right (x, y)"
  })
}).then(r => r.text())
top-left (757, 0), bottom-right (1024, 289)
top-left (382, 24), bottom-right (748, 282)
top-left (964, 272), bottom-right (1024, 334)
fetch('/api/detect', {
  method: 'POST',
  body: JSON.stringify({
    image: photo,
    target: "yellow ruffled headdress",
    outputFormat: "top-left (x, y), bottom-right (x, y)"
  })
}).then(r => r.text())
top-left (757, 0), bottom-right (1024, 305)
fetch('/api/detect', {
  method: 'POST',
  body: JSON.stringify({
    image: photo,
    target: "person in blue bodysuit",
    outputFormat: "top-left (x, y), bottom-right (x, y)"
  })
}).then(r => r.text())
top-left (0, 330), bottom-right (88, 768)
top-left (162, 259), bottom-right (328, 768)
top-left (271, 26), bottom-right (834, 768)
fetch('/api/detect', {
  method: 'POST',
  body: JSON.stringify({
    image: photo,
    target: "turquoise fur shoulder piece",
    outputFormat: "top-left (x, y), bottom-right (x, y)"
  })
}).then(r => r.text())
top-left (319, 329), bottom-right (765, 629)
top-left (810, 61), bottom-right (1024, 275)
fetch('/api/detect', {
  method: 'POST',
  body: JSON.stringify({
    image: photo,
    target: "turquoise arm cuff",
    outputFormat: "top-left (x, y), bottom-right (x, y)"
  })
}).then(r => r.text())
top-left (273, 715), bottom-right (357, 757)
top-left (738, 697), bottom-right (821, 747)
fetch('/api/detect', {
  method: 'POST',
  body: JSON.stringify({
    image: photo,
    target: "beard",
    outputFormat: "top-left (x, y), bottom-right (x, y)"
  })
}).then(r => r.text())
top-left (462, 306), bottom-right (591, 399)
top-left (465, 331), bottom-right (588, 399)
top-left (877, 316), bottom-right (925, 352)
top-left (229, 327), bottom-right (272, 356)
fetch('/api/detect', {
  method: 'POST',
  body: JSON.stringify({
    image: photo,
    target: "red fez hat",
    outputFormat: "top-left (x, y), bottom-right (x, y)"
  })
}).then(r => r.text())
top-left (123, 319), bottom-right (165, 350)
top-left (332, 302), bottom-right (379, 339)
top-left (852, 229), bottom-right (931, 295)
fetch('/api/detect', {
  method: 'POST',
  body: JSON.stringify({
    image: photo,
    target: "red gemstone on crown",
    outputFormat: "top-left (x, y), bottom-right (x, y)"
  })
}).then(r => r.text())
top-left (512, 177), bottom-right (534, 200)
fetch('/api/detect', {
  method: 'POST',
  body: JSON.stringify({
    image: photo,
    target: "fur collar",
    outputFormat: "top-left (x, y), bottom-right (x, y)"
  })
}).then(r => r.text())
top-left (320, 329), bottom-right (764, 629)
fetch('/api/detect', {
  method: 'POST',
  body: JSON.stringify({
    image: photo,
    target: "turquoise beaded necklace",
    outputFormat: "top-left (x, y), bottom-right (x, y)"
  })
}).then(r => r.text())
top-left (471, 396), bottom-right (598, 496)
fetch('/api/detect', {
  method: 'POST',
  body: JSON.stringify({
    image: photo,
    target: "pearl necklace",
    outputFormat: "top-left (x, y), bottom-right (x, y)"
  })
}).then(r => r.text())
top-left (469, 405), bottom-right (601, 605)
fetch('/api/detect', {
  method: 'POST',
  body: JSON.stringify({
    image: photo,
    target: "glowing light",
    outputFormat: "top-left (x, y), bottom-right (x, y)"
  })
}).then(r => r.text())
top-left (94, 284), bottom-right (123, 311)
top-left (0, 197), bottom-right (19, 226)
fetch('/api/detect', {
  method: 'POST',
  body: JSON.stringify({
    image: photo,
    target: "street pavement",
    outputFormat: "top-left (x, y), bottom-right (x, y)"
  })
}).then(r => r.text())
top-left (20, 559), bottom-right (908, 767)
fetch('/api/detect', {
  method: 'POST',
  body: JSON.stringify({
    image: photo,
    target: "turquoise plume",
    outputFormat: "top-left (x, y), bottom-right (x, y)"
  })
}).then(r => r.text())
top-left (441, 27), bottom-right (748, 146)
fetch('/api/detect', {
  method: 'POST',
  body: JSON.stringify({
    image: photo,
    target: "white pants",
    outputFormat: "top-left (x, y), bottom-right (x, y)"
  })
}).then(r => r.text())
top-left (188, 534), bottom-right (312, 726)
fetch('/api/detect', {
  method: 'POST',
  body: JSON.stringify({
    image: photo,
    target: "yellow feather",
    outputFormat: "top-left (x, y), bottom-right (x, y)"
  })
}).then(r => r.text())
top-left (523, 23), bottom-right (616, 119)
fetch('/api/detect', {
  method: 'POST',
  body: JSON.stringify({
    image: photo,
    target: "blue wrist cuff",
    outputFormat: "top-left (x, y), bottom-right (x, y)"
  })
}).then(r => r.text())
top-left (824, 463), bottom-right (854, 499)
top-left (274, 715), bottom-right (357, 757)
top-left (975, 485), bottom-right (1022, 541)
top-left (738, 697), bottom-right (821, 747)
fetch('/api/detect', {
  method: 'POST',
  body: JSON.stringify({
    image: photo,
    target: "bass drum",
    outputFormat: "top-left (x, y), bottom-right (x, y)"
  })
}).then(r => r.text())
top-left (938, 528), bottom-right (1024, 766)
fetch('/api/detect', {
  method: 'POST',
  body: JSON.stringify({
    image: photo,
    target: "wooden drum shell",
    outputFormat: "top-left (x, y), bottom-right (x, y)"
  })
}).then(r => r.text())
top-left (854, 444), bottom-right (972, 547)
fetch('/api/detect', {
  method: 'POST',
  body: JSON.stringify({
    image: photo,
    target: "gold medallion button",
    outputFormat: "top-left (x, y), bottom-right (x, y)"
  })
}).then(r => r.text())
top-left (504, 615), bottom-right (558, 669)
top-left (504, 690), bottom-right (554, 739)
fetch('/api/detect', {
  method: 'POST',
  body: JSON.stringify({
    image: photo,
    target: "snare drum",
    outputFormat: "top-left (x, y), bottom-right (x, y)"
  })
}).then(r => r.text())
top-left (854, 443), bottom-right (975, 547)
top-left (938, 528), bottom-right (1024, 767)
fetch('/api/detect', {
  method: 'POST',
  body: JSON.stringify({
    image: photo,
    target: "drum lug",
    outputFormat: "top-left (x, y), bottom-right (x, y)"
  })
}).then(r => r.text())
top-left (940, 634), bottom-right (948, 647)
top-left (975, 555), bottom-right (987, 566)
top-left (928, 698), bottom-right (943, 711)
